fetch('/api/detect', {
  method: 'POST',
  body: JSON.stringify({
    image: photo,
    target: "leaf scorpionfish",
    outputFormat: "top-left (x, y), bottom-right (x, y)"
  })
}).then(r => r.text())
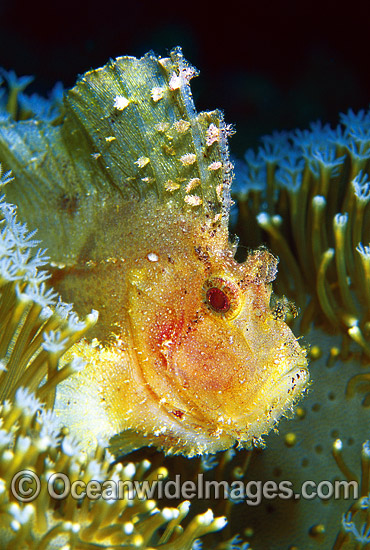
top-left (0, 48), bottom-right (309, 456)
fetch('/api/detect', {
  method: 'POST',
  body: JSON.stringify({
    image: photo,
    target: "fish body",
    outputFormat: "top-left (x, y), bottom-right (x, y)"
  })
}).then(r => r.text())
top-left (0, 49), bottom-right (309, 456)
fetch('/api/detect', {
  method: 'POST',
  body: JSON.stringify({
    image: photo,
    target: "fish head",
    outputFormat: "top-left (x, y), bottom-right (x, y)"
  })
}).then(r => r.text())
top-left (126, 220), bottom-right (309, 455)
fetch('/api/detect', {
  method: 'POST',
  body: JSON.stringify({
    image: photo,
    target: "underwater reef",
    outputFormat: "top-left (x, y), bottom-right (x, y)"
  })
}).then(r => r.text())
top-left (0, 49), bottom-right (369, 549)
top-left (230, 108), bottom-right (370, 549)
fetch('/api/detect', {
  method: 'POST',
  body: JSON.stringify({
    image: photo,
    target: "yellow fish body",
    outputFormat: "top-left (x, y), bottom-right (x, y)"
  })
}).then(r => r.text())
top-left (0, 49), bottom-right (309, 456)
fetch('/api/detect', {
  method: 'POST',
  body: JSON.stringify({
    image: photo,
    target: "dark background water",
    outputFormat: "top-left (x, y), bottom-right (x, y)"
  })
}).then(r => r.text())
top-left (0, 1), bottom-right (369, 157)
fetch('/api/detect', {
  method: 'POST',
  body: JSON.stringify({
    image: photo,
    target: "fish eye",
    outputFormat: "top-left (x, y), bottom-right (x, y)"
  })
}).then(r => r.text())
top-left (202, 277), bottom-right (242, 318)
top-left (206, 287), bottom-right (230, 313)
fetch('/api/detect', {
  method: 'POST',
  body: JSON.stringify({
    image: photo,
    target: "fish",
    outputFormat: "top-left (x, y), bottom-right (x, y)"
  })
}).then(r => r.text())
top-left (0, 48), bottom-right (309, 456)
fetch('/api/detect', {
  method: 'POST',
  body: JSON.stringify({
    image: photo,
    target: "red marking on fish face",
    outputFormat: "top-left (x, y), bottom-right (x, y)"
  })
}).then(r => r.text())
top-left (171, 409), bottom-right (184, 419)
top-left (149, 311), bottom-right (184, 350)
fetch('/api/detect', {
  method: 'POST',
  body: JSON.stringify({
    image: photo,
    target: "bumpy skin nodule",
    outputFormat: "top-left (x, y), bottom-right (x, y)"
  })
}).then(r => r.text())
top-left (0, 49), bottom-right (309, 456)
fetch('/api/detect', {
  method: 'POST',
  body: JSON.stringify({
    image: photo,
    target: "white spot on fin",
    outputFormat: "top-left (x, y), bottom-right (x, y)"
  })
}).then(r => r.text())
top-left (113, 95), bottom-right (129, 110)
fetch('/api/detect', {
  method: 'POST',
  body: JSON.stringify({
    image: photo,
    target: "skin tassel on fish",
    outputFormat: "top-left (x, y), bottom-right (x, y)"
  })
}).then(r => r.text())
top-left (0, 48), bottom-right (309, 456)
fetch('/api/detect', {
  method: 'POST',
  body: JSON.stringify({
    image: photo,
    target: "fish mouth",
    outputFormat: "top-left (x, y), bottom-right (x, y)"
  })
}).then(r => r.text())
top-left (229, 362), bottom-right (309, 447)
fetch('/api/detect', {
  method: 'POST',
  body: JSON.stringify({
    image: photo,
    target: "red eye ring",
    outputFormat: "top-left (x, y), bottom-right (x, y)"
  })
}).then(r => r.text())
top-left (206, 287), bottom-right (230, 313)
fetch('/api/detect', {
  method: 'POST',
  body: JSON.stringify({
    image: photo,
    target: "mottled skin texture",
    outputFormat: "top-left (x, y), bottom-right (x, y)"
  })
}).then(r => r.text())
top-left (54, 195), bottom-right (309, 456)
top-left (0, 49), bottom-right (309, 456)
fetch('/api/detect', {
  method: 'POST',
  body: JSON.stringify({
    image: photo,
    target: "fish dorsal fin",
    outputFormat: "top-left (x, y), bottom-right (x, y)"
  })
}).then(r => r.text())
top-left (0, 48), bottom-right (233, 263)
top-left (65, 47), bottom-right (233, 219)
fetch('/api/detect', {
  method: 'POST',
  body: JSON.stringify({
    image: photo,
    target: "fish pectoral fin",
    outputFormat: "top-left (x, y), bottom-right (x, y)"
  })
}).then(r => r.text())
top-left (109, 429), bottom-right (153, 457)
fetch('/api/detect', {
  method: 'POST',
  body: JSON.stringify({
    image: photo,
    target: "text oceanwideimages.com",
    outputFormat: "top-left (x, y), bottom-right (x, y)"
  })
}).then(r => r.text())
top-left (11, 470), bottom-right (358, 505)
